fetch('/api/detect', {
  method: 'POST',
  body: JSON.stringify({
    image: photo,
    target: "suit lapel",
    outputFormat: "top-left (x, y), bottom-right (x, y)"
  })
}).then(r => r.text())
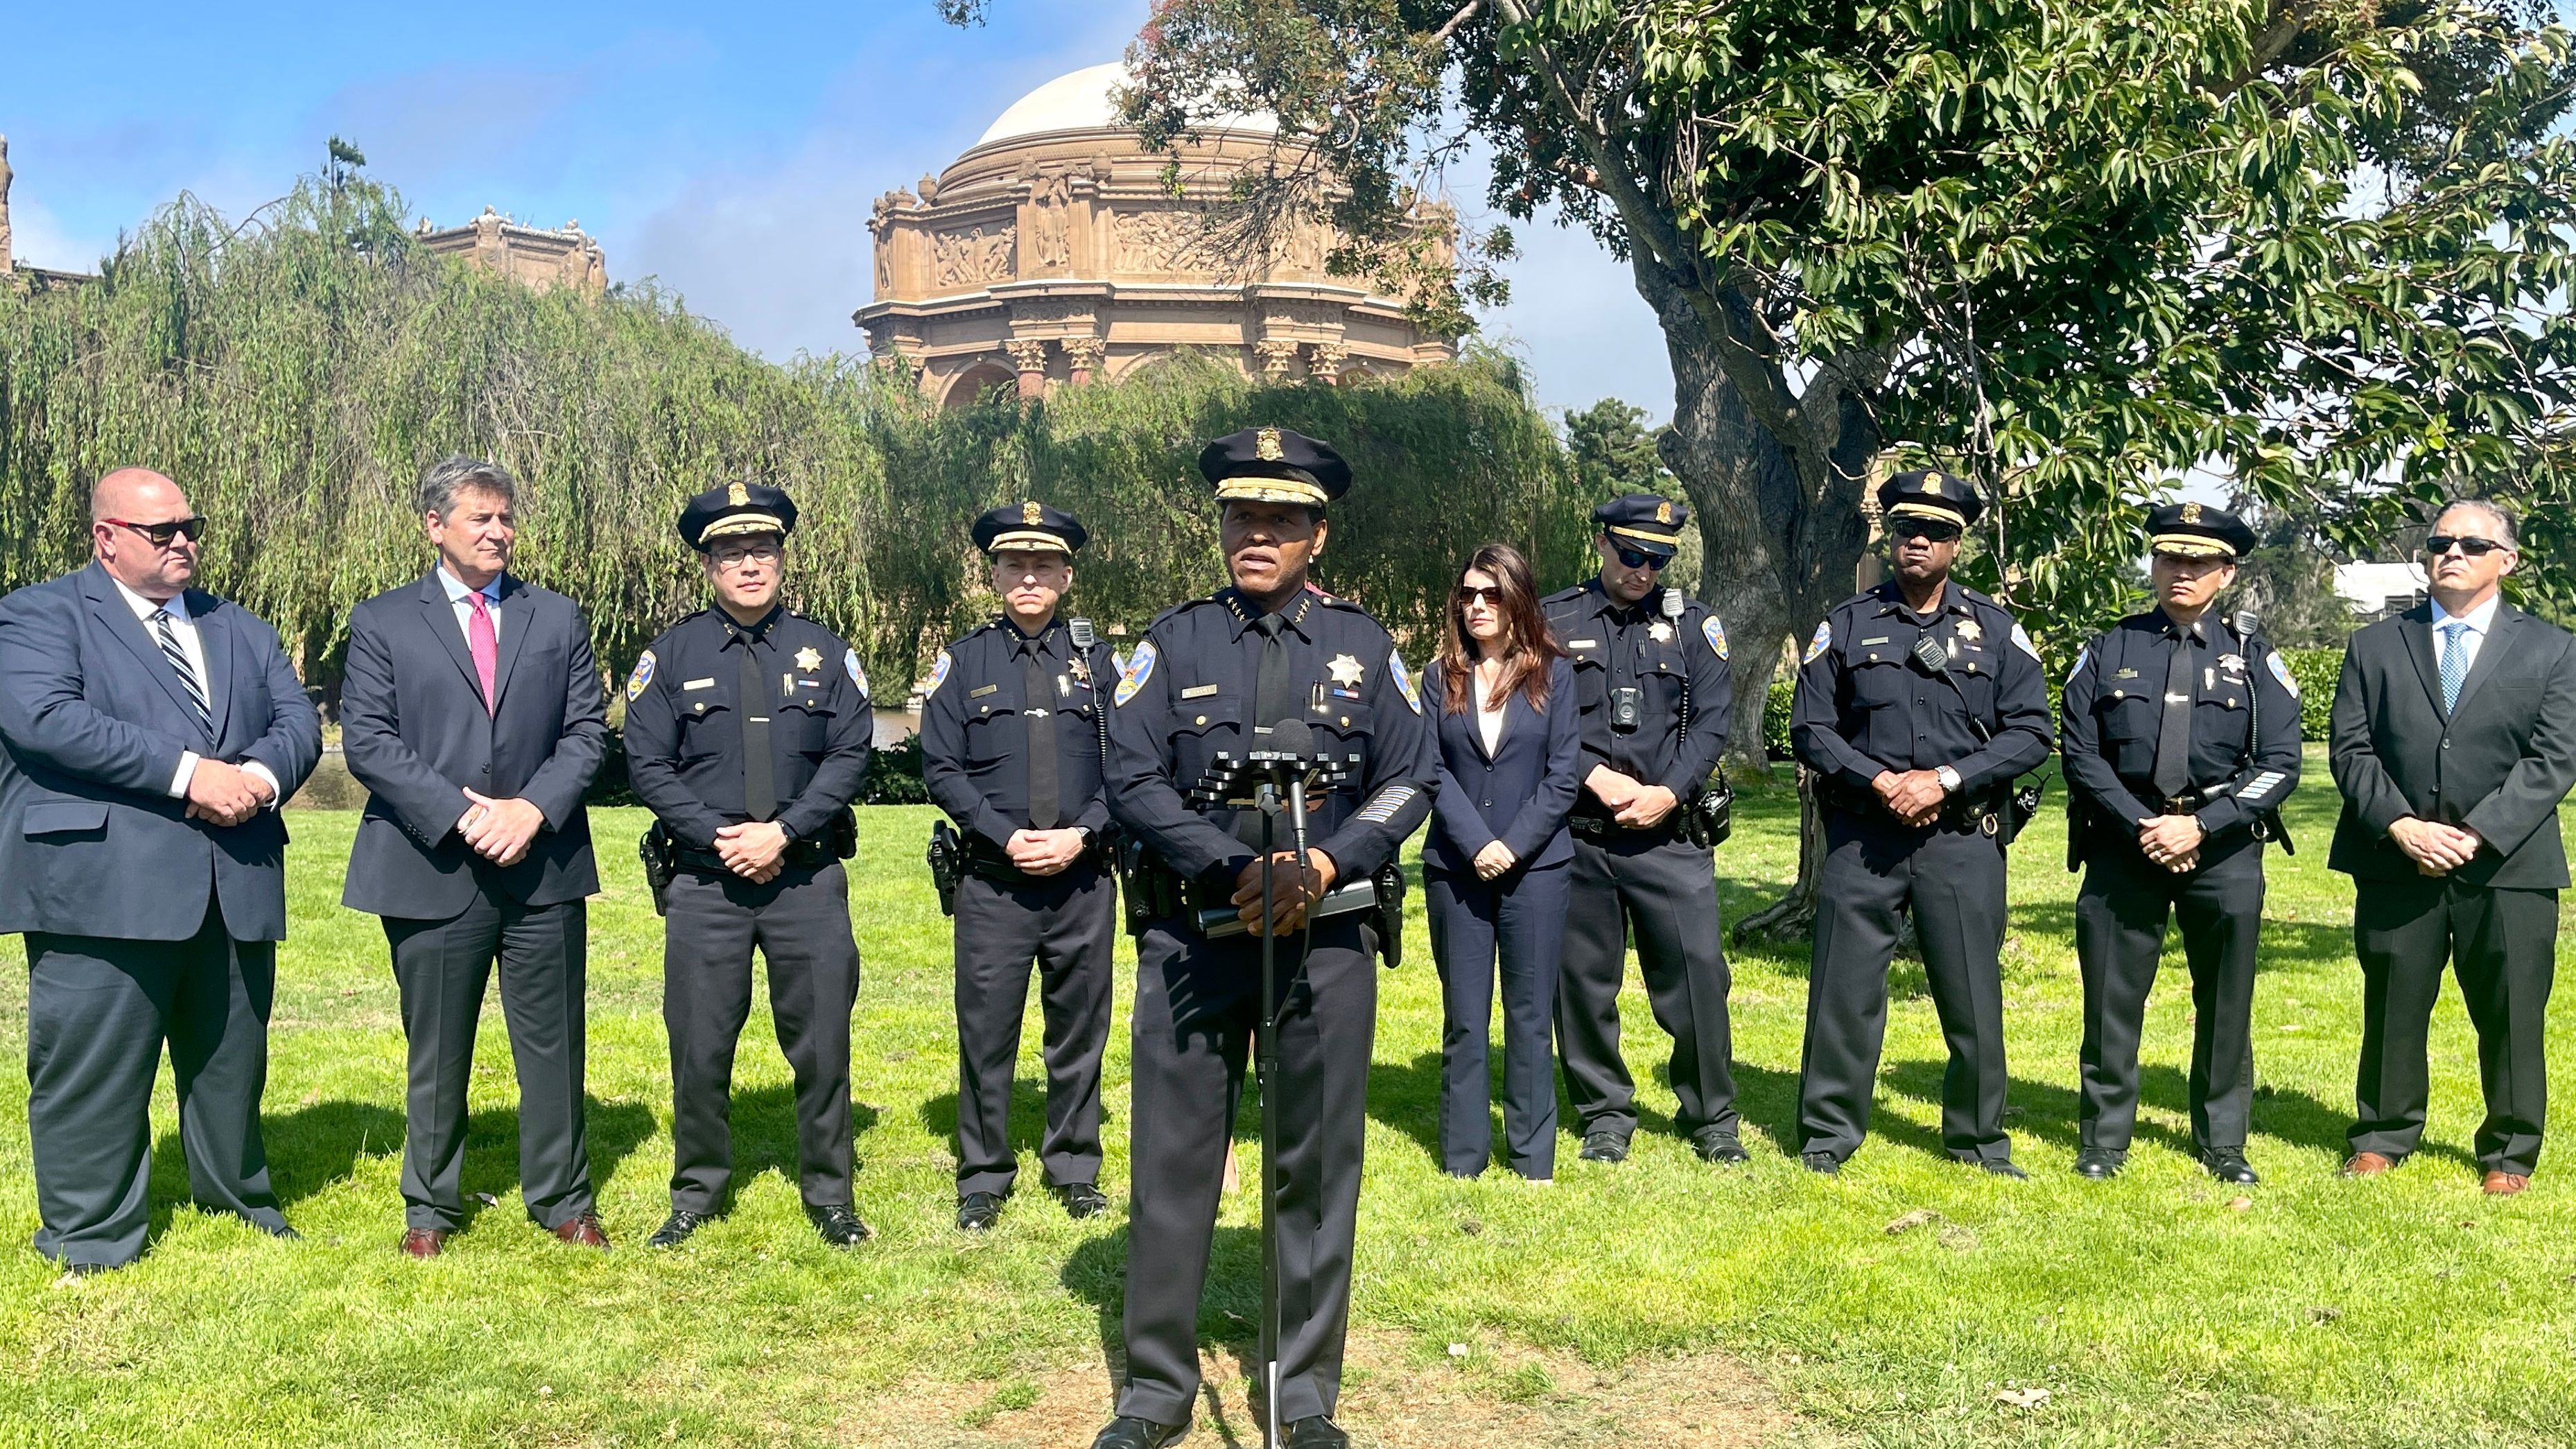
top-left (186, 591), bottom-right (235, 743)
top-left (417, 571), bottom-right (482, 699)
top-left (79, 564), bottom-right (204, 735)
top-left (2448, 603), bottom-right (2521, 719)
top-left (489, 574), bottom-right (533, 712)
top-left (2399, 605), bottom-right (2447, 720)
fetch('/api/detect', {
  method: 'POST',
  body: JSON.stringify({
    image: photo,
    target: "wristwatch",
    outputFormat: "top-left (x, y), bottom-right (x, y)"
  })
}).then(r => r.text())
top-left (1935, 765), bottom-right (1963, 795)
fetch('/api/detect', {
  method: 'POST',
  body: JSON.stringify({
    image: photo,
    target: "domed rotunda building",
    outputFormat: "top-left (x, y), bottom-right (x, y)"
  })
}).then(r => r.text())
top-left (856, 63), bottom-right (1458, 407)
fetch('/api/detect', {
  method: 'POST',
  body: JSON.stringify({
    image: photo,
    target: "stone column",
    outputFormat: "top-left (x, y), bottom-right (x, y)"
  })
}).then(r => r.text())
top-left (1253, 338), bottom-right (1302, 381)
top-left (1063, 336), bottom-right (1108, 385)
top-left (1308, 342), bottom-right (1349, 385)
top-left (1006, 338), bottom-right (1051, 399)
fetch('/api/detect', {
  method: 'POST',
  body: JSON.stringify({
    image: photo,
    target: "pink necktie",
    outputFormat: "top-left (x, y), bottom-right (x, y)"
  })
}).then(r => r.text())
top-left (467, 591), bottom-right (498, 713)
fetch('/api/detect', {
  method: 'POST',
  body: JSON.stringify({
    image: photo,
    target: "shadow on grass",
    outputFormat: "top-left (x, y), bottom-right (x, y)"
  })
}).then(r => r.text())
top-left (1062, 1223), bottom-right (1271, 1446)
top-left (916, 1076), bottom-right (1081, 1188)
top-left (713, 1082), bottom-right (885, 1205)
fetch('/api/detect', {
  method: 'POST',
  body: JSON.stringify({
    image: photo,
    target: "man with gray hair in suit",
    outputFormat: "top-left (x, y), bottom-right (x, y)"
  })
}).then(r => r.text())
top-left (0, 467), bottom-right (322, 1274)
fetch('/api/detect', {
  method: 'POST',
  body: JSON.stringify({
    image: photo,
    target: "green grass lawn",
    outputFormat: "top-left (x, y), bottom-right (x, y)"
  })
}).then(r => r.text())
top-left (2, 745), bottom-right (2573, 1447)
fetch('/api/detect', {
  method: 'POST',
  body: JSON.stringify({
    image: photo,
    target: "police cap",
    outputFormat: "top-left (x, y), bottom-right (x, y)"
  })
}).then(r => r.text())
top-left (1197, 426), bottom-right (1351, 509)
top-left (2146, 501), bottom-right (2257, 561)
top-left (972, 500), bottom-right (1088, 556)
top-left (1877, 468), bottom-right (1985, 532)
top-left (679, 480), bottom-right (797, 552)
top-left (1592, 494), bottom-right (1689, 559)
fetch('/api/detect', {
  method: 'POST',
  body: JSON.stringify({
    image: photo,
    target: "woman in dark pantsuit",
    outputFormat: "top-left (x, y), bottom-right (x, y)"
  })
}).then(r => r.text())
top-left (1422, 544), bottom-right (1583, 1180)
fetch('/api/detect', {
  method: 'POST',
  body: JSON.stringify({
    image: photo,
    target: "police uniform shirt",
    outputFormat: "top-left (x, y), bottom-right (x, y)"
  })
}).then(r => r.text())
top-left (1106, 586), bottom-right (1436, 887)
top-left (1542, 581), bottom-right (1732, 806)
top-left (621, 606), bottom-right (873, 847)
top-left (920, 618), bottom-right (1113, 849)
top-left (2060, 611), bottom-right (2301, 838)
top-left (1791, 580), bottom-right (2055, 799)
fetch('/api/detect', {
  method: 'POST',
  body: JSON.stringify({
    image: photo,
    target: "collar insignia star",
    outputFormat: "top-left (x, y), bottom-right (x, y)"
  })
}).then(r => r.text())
top-left (1327, 653), bottom-right (1364, 687)
top-left (794, 646), bottom-right (823, 673)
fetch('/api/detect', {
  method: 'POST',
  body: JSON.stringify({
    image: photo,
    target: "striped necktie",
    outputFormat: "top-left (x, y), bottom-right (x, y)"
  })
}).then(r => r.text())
top-left (152, 607), bottom-right (214, 736)
top-left (2439, 621), bottom-right (2471, 713)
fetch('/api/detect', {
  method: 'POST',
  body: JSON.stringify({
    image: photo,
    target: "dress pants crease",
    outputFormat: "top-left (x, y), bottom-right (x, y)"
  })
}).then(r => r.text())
top-left (1426, 862), bottom-right (1566, 1177)
top-left (1554, 832), bottom-right (1735, 1140)
top-left (951, 865), bottom-right (1115, 1198)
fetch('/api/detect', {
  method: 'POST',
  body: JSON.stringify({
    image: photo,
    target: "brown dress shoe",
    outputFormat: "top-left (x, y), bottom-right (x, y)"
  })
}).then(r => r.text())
top-left (2342, 1152), bottom-right (2398, 1177)
top-left (2482, 1171), bottom-right (2531, 1196)
top-left (551, 1211), bottom-right (611, 1249)
top-left (399, 1228), bottom-right (449, 1259)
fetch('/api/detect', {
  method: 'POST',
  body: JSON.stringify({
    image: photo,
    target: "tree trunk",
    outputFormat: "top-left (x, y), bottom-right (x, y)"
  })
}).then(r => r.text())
top-left (1732, 765), bottom-right (1827, 944)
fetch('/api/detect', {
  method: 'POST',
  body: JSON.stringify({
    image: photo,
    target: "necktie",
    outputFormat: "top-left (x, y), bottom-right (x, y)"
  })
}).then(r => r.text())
top-left (152, 608), bottom-right (214, 737)
top-left (1240, 612), bottom-right (1294, 846)
top-left (2151, 627), bottom-right (2194, 804)
top-left (465, 591), bottom-right (498, 714)
top-left (2440, 621), bottom-right (2471, 713)
top-left (1025, 645), bottom-right (1061, 830)
top-left (738, 639), bottom-right (776, 821)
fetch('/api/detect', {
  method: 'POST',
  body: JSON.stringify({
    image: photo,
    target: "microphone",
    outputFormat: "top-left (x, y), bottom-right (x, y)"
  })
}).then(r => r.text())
top-left (1258, 718), bottom-right (1315, 767)
top-left (1069, 617), bottom-right (1096, 650)
top-left (1661, 586), bottom-right (1685, 623)
top-left (1909, 632), bottom-right (1953, 677)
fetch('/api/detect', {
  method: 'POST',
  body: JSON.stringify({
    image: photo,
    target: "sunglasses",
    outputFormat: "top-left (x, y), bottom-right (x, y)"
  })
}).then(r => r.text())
top-left (1611, 546), bottom-right (1668, 571)
top-left (1888, 521), bottom-right (1963, 544)
top-left (2425, 535), bottom-right (2509, 558)
top-left (1454, 585), bottom-right (1504, 607)
top-left (103, 516), bottom-right (207, 547)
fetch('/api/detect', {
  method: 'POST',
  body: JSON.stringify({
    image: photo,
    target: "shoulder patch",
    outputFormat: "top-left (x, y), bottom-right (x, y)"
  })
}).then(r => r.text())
top-left (2066, 645), bottom-right (2089, 688)
top-left (1803, 620), bottom-right (1833, 663)
top-left (1703, 616), bottom-right (1728, 660)
top-left (923, 649), bottom-right (952, 698)
top-left (845, 649), bottom-right (867, 695)
top-left (2010, 622), bottom-right (2042, 661)
top-left (625, 650), bottom-right (656, 702)
top-left (1114, 639), bottom-right (1159, 708)
top-left (2268, 650), bottom-right (2299, 699)
top-left (1389, 648), bottom-right (1422, 715)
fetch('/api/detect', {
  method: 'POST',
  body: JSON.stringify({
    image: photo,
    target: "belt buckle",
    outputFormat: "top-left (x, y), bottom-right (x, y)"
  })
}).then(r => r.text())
top-left (2163, 797), bottom-right (2192, 815)
top-left (1980, 812), bottom-right (1999, 837)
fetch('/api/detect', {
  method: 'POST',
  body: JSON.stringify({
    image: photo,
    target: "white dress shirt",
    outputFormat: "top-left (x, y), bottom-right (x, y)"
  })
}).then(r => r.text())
top-left (109, 575), bottom-right (278, 805)
top-left (1471, 666), bottom-right (1506, 756)
top-left (437, 566), bottom-right (505, 644)
top-left (2430, 591), bottom-right (2502, 679)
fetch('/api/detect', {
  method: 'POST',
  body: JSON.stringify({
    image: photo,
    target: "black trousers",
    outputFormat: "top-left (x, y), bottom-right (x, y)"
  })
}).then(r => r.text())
top-left (384, 893), bottom-right (593, 1233)
top-left (1799, 816), bottom-right (2012, 1164)
top-left (1426, 861), bottom-right (1568, 1178)
top-left (2349, 874), bottom-right (2558, 1176)
top-left (663, 862), bottom-right (860, 1212)
top-left (951, 864), bottom-right (1115, 1199)
top-left (1556, 830), bottom-right (1737, 1140)
top-left (2074, 841), bottom-right (2264, 1155)
top-left (1117, 914), bottom-right (1375, 1429)
top-left (25, 905), bottom-right (286, 1268)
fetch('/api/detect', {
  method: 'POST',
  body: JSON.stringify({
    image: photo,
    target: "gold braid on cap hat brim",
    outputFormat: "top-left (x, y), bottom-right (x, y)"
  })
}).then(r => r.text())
top-left (984, 530), bottom-right (1073, 555)
top-left (1603, 523), bottom-right (1683, 549)
top-left (1886, 501), bottom-right (1969, 527)
top-left (2149, 533), bottom-right (2237, 559)
top-left (699, 513), bottom-right (788, 546)
top-left (1212, 466), bottom-right (1330, 507)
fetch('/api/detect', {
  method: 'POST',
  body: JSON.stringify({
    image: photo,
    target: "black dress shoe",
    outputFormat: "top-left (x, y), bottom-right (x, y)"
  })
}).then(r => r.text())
top-left (2202, 1149), bottom-right (2261, 1186)
top-left (1284, 1415), bottom-right (1350, 1448)
top-left (1690, 1127), bottom-right (1751, 1165)
top-left (957, 1191), bottom-right (1007, 1231)
top-left (1089, 1414), bottom-right (1190, 1448)
top-left (1978, 1159), bottom-right (2029, 1180)
top-left (1056, 1181), bottom-right (1112, 1220)
top-left (267, 1223), bottom-right (303, 1241)
top-left (809, 1203), bottom-right (873, 1247)
top-left (647, 1209), bottom-right (716, 1249)
top-left (2073, 1149), bottom-right (2123, 1180)
top-left (1800, 1151), bottom-right (1841, 1176)
top-left (1578, 1131), bottom-right (1630, 1163)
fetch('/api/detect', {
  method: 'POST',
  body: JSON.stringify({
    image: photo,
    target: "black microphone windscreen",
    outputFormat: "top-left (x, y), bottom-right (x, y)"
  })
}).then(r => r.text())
top-left (1267, 719), bottom-right (1314, 760)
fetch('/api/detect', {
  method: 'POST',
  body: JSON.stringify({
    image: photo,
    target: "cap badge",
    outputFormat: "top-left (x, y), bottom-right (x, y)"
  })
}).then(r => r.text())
top-left (1655, 500), bottom-right (1674, 524)
top-left (1923, 474), bottom-right (1943, 496)
top-left (727, 481), bottom-right (749, 507)
top-left (794, 647), bottom-right (823, 673)
top-left (1022, 501), bottom-right (1043, 526)
top-left (1255, 427), bottom-right (1285, 462)
top-left (2182, 501), bottom-right (2204, 524)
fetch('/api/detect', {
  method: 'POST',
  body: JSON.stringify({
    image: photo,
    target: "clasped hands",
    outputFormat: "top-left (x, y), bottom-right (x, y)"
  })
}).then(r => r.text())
top-left (1872, 768), bottom-right (1952, 826)
top-left (2136, 814), bottom-right (2204, 874)
top-left (1230, 848), bottom-right (1340, 937)
top-left (1004, 827), bottom-right (1090, 879)
top-left (183, 758), bottom-right (275, 827)
top-left (456, 790), bottom-right (546, 869)
top-left (2390, 816), bottom-right (2482, 876)
top-left (1585, 766), bottom-right (1678, 830)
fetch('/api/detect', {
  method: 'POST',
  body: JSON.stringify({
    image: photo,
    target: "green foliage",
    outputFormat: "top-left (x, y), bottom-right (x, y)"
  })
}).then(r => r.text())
top-left (863, 733), bottom-right (930, 806)
top-left (1764, 677), bottom-right (1794, 761)
top-left (2286, 647), bottom-right (2345, 742)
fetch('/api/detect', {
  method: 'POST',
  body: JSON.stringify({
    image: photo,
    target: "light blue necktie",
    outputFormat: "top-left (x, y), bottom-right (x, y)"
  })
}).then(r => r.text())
top-left (2439, 621), bottom-right (2471, 713)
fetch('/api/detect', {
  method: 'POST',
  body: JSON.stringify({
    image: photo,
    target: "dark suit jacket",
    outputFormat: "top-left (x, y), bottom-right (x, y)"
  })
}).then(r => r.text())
top-left (2329, 599), bottom-right (2576, 889)
top-left (1422, 656), bottom-right (1583, 877)
top-left (0, 562), bottom-right (322, 942)
top-left (340, 571), bottom-right (607, 918)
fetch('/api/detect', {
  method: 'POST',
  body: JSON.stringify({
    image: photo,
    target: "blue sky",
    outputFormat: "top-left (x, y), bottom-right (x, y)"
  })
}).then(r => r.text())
top-left (1, 0), bottom-right (1674, 421)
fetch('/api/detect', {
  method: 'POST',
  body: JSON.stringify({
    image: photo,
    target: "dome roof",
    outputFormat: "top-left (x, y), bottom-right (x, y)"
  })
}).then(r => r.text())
top-left (974, 62), bottom-right (1276, 148)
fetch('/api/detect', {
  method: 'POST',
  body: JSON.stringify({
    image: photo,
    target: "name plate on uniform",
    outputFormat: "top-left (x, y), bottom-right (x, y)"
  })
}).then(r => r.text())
top-left (968, 684), bottom-right (999, 698)
top-left (1181, 684), bottom-right (1221, 699)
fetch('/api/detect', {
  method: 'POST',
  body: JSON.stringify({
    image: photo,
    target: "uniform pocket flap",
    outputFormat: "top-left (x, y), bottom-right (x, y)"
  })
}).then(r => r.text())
top-left (24, 801), bottom-right (109, 837)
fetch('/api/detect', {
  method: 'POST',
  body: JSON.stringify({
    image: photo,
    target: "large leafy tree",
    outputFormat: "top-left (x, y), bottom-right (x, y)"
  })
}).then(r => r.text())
top-left (948, 0), bottom-right (2576, 772)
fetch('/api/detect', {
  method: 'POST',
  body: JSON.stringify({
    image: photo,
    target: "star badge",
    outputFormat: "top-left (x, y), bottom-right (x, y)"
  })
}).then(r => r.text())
top-left (1954, 620), bottom-right (1982, 643)
top-left (794, 646), bottom-right (823, 673)
top-left (1328, 653), bottom-right (1364, 687)
top-left (1649, 621), bottom-right (1675, 643)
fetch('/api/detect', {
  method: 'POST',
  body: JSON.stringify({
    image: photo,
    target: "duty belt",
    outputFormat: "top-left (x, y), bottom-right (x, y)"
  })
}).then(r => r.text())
top-left (675, 838), bottom-right (840, 876)
top-left (1569, 812), bottom-right (1679, 843)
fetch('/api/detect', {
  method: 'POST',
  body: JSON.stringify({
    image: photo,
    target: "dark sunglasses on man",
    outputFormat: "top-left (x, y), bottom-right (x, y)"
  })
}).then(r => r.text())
top-left (2424, 533), bottom-right (2509, 558)
top-left (103, 516), bottom-right (208, 548)
top-left (1610, 546), bottom-right (1668, 571)
top-left (1888, 519), bottom-right (1963, 544)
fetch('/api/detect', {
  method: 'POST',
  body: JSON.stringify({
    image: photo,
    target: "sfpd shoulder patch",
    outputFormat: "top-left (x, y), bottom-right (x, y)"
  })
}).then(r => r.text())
top-left (625, 650), bottom-right (656, 702)
top-left (2010, 622), bottom-right (2043, 661)
top-left (845, 650), bottom-right (868, 695)
top-left (1114, 639), bottom-right (1159, 708)
top-left (923, 649), bottom-right (952, 698)
top-left (2066, 644), bottom-right (2089, 688)
top-left (1703, 616), bottom-right (1729, 660)
top-left (2268, 650), bottom-right (2299, 699)
top-left (1390, 648), bottom-right (1422, 714)
top-left (1804, 620), bottom-right (1833, 663)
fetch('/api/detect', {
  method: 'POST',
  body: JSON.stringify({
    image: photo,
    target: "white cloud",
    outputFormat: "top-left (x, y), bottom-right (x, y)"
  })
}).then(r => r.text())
top-left (5, 195), bottom-right (114, 275)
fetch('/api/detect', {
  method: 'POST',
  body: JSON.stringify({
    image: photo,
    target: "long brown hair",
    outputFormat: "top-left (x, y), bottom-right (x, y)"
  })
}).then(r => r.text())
top-left (1438, 543), bottom-right (1563, 715)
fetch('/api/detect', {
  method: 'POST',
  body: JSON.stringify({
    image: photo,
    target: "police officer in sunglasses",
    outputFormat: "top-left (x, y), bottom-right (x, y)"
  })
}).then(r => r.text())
top-left (1539, 494), bottom-right (1743, 1167)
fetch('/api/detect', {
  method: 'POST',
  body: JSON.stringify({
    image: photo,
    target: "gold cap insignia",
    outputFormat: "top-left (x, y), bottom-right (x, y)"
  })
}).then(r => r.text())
top-left (1922, 474), bottom-right (1943, 496)
top-left (1255, 427), bottom-right (1285, 462)
top-left (1655, 500), bottom-right (1674, 524)
top-left (727, 481), bottom-right (749, 507)
top-left (1022, 501), bottom-right (1044, 526)
top-left (2182, 501), bottom-right (2204, 525)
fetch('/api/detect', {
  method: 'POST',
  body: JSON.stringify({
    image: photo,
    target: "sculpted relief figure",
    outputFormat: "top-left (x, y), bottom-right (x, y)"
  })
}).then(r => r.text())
top-left (1026, 168), bottom-right (1072, 273)
top-left (1114, 209), bottom-right (1211, 276)
top-left (934, 223), bottom-right (1017, 288)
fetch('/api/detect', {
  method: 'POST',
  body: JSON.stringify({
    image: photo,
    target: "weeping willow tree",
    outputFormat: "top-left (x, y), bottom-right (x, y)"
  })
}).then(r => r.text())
top-left (0, 171), bottom-right (1583, 700)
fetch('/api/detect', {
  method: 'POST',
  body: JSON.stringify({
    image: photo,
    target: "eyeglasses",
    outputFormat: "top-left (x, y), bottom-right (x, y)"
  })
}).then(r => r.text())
top-left (1888, 521), bottom-right (1963, 544)
top-left (2425, 535), bottom-right (2509, 558)
top-left (1454, 586), bottom-right (1502, 607)
top-left (1611, 546), bottom-right (1667, 571)
top-left (712, 544), bottom-right (782, 569)
top-left (103, 516), bottom-right (207, 548)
